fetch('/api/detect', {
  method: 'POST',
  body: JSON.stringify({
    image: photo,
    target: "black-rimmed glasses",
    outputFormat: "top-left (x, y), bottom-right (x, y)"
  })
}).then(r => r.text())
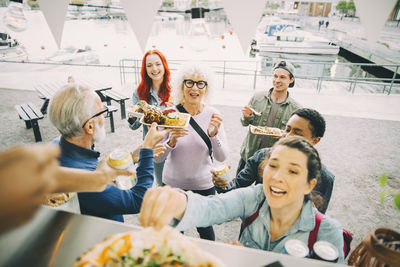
top-left (183, 79), bottom-right (208, 89)
top-left (82, 106), bottom-right (109, 128)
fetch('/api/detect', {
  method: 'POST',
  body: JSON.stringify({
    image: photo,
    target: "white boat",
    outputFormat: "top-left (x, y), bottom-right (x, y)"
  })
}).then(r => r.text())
top-left (45, 46), bottom-right (100, 64)
top-left (0, 32), bottom-right (28, 61)
top-left (252, 17), bottom-right (339, 56)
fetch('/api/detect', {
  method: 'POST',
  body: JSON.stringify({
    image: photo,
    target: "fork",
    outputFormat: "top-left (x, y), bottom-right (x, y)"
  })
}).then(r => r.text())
top-left (249, 107), bottom-right (261, 116)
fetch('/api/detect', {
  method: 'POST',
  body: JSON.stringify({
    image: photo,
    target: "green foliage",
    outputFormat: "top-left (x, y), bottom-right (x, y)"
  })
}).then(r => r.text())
top-left (336, 0), bottom-right (347, 12)
top-left (266, 2), bottom-right (280, 10)
top-left (336, 0), bottom-right (356, 15)
top-left (27, 0), bottom-right (39, 8)
top-left (161, 0), bottom-right (174, 8)
top-left (379, 173), bottom-right (400, 211)
top-left (379, 173), bottom-right (387, 187)
top-left (71, 0), bottom-right (84, 6)
top-left (380, 192), bottom-right (386, 205)
top-left (394, 194), bottom-right (400, 210)
top-left (347, 0), bottom-right (356, 11)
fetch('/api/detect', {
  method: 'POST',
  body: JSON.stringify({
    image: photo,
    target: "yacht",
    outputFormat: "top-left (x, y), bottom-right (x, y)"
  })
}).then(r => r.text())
top-left (45, 46), bottom-right (100, 64)
top-left (251, 17), bottom-right (339, 56)
top-left (0, 32), bottom-right (28, 61)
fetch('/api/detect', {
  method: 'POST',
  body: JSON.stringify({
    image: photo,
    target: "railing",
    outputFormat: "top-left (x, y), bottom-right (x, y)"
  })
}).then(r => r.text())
top-left (119, 58), bottom-right (400, 95)
top-left (1, 58), bottom-right (399, 95)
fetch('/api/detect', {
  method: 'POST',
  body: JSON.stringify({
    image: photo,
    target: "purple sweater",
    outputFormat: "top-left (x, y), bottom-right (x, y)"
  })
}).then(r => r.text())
top-left (155, 106), bottom-right (228, 190)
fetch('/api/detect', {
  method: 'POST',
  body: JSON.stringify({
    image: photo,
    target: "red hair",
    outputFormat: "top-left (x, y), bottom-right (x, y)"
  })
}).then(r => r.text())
top-left (137, 49), bottom-right (171, 106)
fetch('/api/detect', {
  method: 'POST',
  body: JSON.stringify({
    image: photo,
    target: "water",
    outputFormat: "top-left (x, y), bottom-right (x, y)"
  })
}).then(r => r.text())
top-left (257, 52), bottom-right (378, 81)
top-left (0, 8), bottom-right (389, 93)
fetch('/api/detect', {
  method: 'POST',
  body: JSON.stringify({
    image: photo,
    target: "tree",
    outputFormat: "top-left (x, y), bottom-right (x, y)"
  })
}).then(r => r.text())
top-left (336, 0), bottom-right (347, 14)
top-left (347, 0), bottom-right (356, 13)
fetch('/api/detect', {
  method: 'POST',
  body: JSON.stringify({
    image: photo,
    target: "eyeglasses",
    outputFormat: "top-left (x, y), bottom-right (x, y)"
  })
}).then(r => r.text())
top-left (183, 79), bottom-right (208, 89)
top-left (82, 106), bottom-right (109, 128)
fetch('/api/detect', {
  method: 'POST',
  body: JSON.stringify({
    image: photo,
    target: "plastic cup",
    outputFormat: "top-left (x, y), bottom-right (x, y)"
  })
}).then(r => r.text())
top-left (108, 150), bottom-right (136, 190)
top-left (213, 163), bottom-right (230, 183)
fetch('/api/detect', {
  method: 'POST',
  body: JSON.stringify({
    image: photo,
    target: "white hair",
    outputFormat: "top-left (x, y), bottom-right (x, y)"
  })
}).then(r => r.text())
top-left (172, 62), bottom-right (216, 105)
top-left (49, 83), bottom-right (98, 139)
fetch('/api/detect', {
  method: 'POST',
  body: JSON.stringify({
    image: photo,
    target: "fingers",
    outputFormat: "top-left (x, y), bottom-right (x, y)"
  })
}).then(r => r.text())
top-left (210, 113), bottom-right (223, 128)
top-left (139, 187), bottom-right (162, 227)
top-left (242, 105), bottom-right (253, 117)
top-left (170, 128), bottom-right (189, 140)
top-left (212, 175), bottom-right (228, 188)
top-left (139, 186), bottom-right (187, 230)
top-left (153, 144), bottom-right (166, 159)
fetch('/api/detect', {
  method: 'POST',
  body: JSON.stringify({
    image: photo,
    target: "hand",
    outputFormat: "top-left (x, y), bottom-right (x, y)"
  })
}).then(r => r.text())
top-left (139, 186), bottom-right (187, 230)
top-left (0, 144), bottom-right (60, 233)
top-left (165, 101), bottom-right (175, 107)
top-left (153, 143), bottom-right (166, 159)
top-left (143, 123), bottom-right (171, 149)
top-left (211, 171), bottom-right (229, 188)
top-left (242, 105), bottom-right (254, 118)
top-left (208, 113), bottom-right (223, 137)
top-left (167, 128), bottom-right (189, 148)
top-left (95, 156), bottom-right (134, 190)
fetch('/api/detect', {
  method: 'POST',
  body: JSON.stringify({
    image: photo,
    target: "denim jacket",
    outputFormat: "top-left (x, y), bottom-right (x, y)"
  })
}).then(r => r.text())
top-left (222, 148), bottom-right (335, 214)
top-left (175, 185), bottom-right (344, 263)
top-left (240, 88), bottom-right (301, 161)
top-left (129, 88), bottom-right (162, 138)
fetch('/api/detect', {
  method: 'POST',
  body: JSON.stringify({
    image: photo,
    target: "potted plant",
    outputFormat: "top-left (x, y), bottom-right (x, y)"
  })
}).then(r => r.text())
top-left (348, 174), bottom-right (400, 266)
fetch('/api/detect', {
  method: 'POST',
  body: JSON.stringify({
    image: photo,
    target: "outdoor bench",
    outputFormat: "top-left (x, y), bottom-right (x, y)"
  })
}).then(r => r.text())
top-left (106, 105), bottom-right (118, 133)
top-left (101, 89), bottom-right (130, 119)
top-left (15, 103), bottom-right (44, 142)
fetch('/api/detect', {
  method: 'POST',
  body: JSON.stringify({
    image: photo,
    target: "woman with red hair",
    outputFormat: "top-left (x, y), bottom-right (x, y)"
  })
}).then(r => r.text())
top-left (128, 49), bottom-right (171, 186)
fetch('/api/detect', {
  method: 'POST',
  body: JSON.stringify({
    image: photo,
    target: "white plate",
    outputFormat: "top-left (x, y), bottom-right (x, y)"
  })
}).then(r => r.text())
top-left (249, 125), bottom-right (283, 137)
top-left (139, 113), bottom-right (191, 128)
top-left (127, 105), bottom-right (144, 118)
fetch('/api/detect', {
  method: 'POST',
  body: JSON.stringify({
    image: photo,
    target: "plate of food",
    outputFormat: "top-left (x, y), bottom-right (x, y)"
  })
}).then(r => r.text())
top-left (139, 106), bottom-right (190, 128)
top-left (127, 100), bottom-right (147, 118)
top-left (73, 226), bottom-right (226, 267)
top-left (249, 125), bottom-right (284, 137)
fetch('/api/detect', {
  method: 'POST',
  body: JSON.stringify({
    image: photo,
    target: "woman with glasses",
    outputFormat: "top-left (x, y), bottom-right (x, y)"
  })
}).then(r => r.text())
top-left (154, 63), bottom-right (228, 241)
top-left (128, 49), bottom-right (172, 186)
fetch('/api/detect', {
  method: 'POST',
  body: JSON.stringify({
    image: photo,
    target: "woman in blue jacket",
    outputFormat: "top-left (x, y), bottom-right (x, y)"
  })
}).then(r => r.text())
top-left (139, 136), bottom-right (344, 263)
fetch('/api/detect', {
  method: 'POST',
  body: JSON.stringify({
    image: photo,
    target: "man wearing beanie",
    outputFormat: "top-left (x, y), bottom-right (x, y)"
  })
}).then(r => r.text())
top-left (236, 60), bottom-right (301, 175)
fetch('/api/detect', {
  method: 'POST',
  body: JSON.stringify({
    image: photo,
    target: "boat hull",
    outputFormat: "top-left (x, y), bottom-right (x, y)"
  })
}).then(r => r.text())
top-left (256, 44), bottom-right (339, 55)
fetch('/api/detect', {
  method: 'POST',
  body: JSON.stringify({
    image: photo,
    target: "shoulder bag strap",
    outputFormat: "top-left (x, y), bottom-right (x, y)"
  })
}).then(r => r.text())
top-left (176, 104), bottom-right (213, 161)
top-left (308, 211), bottom-right (324, 252)
top-left (239, 198), bottom-right (266, 238)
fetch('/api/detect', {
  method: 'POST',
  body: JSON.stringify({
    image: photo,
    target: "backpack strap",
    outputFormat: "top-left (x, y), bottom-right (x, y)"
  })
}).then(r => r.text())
top-left (308, 211), bottom-right (324, 252)
top-left (176, 104), bottom-right (213, 161)
top-left (239, 198), bottom-right (266, 238)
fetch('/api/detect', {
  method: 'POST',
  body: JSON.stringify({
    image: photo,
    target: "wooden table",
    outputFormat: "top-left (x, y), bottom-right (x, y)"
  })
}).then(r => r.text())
top-left (34, 78), bottom-right (112, 114)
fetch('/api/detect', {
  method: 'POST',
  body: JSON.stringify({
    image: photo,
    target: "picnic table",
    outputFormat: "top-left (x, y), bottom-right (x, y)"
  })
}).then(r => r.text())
top-left (34, 78), bottom-right (112, 115)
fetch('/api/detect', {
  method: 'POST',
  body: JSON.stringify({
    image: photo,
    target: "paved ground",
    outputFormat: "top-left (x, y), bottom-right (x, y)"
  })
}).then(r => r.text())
top-left (1, 87), bottom-right (400, 264)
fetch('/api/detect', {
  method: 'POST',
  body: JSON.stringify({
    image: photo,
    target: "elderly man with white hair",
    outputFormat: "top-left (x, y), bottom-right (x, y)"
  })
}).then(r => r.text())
top-left (154, 63), bottom-right (228, 241)
top-left (48, 83), bottom-right (168, 222)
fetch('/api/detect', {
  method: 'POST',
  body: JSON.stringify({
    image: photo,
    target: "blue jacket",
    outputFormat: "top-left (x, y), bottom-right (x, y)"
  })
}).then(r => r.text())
top-left (221, 148), bottom-right (334, 213)
top-left (176, 185), bottom-right (344, 263)
top-left (55, 137), bottom-right (154, 222)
